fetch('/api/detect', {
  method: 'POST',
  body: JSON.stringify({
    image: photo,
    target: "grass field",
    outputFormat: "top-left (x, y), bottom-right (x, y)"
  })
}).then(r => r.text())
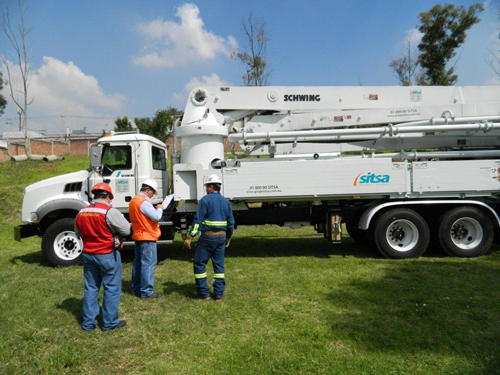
top-left (0, 156), bottom-right (499, 374)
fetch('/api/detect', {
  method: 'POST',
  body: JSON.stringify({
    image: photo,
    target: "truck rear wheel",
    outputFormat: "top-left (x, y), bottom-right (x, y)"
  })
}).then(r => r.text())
top-left (345, 220), bottom-right (368, 245)
top-left (438, 207), bottom-right (493, 257)
top-left (42, 218), bottom-right (83, 267)
top-left (373, 208), bottom-right (430, 259)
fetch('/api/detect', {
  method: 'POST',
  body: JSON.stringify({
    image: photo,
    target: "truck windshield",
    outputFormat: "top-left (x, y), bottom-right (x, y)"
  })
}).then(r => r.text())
top-left (101, 145), bottom-right (132, 176)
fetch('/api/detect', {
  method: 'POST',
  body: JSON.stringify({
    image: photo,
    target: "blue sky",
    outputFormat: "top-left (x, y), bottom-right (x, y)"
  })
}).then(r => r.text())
top-left (0, 0), bottom-right (499, 134)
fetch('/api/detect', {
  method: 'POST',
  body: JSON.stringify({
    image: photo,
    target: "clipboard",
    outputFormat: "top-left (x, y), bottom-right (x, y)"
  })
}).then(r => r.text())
top-left (162, 194), bottom-right (175, 208)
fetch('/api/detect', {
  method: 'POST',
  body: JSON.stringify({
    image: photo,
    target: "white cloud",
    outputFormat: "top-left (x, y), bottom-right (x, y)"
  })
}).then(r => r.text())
top-left (133, 4), bottom-right (238, 68)
top-left (1, 57), bottom-right (126, 133)
top-left (404, 28), bottom-right (423, 48)
top-left (173, 73), bottom-right (230, 103)
top-left (35, 57), bottom-right (125, 111)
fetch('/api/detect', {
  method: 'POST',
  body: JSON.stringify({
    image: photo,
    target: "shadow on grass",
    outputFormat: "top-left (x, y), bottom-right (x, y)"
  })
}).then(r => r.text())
top-left (57, 297), bottom-right (82, 324)
top-left (10, 249), bottom-right (52, 266)
top-left (9, 236), bottom-right (490, 268)
top-left (325, 259), bottom-right (500, 373)
top-left (150, 237), bottom-right (382, 264)
top-left (162, 281), bottom-right (194, 298)
top-left (121, 278), bottom-right (134, 296)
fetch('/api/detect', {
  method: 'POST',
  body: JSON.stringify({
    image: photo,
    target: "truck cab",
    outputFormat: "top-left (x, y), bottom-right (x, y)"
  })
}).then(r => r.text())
top-left (94, 134), bottom-right (168, 211)
top-left (15, 133), bottom-right (169, 267)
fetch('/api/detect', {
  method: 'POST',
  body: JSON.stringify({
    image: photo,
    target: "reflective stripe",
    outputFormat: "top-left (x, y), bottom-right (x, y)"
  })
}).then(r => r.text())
top-left (190, 223), bottom-right (199, 236)
top-left (214, 273), bottom-right (225, 279)
top-left (202, 220), bottom-right (227, 226)
top-left (80, 207), bottom-right (108, 215)
top-left (194, 273), bottom-right (207, 279)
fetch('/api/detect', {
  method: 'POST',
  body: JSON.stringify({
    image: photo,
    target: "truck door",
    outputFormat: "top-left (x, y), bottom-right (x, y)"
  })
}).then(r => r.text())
top-left (100, 144), bottom-right (135, 211)
top-left (150, 145), bottom-right (168, 200)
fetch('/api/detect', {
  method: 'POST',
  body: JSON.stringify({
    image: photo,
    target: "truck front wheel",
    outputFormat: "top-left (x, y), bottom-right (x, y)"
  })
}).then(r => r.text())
top-left (438, 207), bottom-right (493, 257)
top-left (373, 208), bottom-right (430, 259)
top-left (42, 218), bottom-right (83, 267)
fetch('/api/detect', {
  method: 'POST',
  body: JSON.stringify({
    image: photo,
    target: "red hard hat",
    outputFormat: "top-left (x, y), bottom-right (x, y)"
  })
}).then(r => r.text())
top-left (91, 182), bottom-right (114, 200)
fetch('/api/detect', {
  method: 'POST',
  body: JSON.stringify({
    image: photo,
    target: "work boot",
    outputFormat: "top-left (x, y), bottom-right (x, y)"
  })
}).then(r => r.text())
top-left (141, 293), bottom-right (162, 299)
top-left (105, 320), bottom-right (127, 331)
top-left (192, 293), bottom-right (210, 301)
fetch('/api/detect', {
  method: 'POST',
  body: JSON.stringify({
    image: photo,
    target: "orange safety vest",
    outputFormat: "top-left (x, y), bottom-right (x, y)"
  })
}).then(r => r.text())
top-left (129, 194), bottom-right (161, 241)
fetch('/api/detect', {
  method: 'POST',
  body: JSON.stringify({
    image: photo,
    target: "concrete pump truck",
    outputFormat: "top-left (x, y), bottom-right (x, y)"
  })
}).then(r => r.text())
top-left (14, 85), bottom-right (500, 266)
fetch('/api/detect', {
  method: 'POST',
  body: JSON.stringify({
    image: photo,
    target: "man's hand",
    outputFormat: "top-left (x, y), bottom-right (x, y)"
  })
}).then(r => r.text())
top-left (156, 204), bottom-right (164, 210)
top-left (183, 237), bottom-right (192, 250)
top-left (225, 238), bottom-right (231, 248)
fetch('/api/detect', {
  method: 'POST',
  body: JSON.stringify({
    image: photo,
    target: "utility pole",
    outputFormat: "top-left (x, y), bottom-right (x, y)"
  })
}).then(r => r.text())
top-left (5, 119), bottom-right (12, 157)
top-left (60, 115), bottom-right (65, 137)
top-left (17, 107), bottom-right (22, 131)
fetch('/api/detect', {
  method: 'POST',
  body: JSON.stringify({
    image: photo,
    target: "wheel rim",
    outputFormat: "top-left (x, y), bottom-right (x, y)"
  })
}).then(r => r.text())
top-left (449, 217), bottom-right (483, 250)
top-left (53, 231), bottom-right (83, 260)
top-left (385, 219), bottom-right (419, 252)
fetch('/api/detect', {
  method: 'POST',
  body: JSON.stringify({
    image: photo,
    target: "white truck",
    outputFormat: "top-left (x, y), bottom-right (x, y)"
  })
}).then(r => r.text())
top-left (14, 85), bottom-right (500, 266)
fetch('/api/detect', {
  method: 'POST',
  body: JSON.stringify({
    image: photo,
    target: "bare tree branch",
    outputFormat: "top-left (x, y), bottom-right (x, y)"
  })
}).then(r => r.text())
top-left (1, 0), bottom-right (33, 155)
top-left (389, 31), bottom-right (421, 86)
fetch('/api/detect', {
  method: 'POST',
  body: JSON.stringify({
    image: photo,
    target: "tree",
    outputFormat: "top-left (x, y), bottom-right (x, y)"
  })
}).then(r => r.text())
top-left (233, 13), bottom-right (271, 86)
top-left (0, 72), bottom-right (7, 116)
top-left (114, 116), bottom-right (134, 132)
top-left (417, 4), bottom-right (484, 86)
top-left (389, 31), bottom-right (422, 86)
top-left (1, 0), bottom-right (33, 155)
top-left (134, 107), bottom-right (181, 143)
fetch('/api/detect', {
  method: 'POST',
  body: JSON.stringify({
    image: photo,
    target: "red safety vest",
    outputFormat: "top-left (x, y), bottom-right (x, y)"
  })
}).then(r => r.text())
top-left (129, 194), bottom-right (161, 241)
top-left (76, 202), bottom-right (115, 254)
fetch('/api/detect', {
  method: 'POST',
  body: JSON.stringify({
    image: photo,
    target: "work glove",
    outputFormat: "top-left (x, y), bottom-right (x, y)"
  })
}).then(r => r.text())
top-left (183, 237), bottom-right (192, 250)
top-left (225, 238), bottom-right (231, 248)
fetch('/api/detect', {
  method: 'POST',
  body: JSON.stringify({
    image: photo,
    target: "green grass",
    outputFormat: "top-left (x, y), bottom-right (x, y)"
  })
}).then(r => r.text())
top-left (1, 157), bottom-right (500, 374)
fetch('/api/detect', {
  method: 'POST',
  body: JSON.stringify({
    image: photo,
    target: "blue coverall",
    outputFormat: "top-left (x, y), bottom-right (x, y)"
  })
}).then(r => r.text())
top-left (188, 191), bottom-right (235, 299)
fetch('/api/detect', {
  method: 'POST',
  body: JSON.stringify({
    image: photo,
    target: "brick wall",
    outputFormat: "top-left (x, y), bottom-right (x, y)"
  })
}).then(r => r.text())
top-left (0, 148), bottom-right (9, 162)
top-left (1, 135), bottom-right (238, 163)
top-left (70, 139), bottom-right (93, 155)
top-left (0, 137), bottom-right (99, 162)
top-left (9, 143), bottom-right (25, 156)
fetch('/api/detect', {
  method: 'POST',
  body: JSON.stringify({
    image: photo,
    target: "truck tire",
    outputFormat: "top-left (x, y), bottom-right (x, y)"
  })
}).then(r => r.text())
top-left (438, 207), bottom-right (493, 257)
top-left (42, 218), bottom-right (83, 267)
top-left (373, 208), bottom-right (430, 259)
top-left (345, 220), bottom-right (368, 245)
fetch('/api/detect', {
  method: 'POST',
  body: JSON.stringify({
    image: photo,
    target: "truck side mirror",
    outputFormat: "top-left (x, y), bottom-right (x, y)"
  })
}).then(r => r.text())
top-left (90, 144), bottom-right (103, 168)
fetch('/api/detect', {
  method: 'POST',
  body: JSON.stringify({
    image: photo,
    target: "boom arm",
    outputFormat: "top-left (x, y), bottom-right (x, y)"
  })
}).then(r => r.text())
top-left (178, 86), bottom-right (500, 162)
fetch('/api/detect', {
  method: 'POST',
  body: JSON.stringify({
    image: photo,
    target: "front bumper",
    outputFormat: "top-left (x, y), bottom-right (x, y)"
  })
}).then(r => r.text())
top-left (14, 224), bottom-right (40, 242)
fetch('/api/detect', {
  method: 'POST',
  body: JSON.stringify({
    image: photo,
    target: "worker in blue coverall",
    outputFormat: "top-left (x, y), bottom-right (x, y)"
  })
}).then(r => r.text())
top-left (183, 174), bottom-right (235, 302)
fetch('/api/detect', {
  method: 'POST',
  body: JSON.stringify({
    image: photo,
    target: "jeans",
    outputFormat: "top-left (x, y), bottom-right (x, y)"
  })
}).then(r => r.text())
top-left (132, 241), bottom-right (158, 297)
top-left (82, 251), bottom-right (122, 331)
top-left (193, 234), bottom-right (226, 299)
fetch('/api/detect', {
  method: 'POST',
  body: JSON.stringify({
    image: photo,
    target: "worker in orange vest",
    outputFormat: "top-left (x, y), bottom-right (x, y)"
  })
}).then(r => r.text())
top-left (129, 179), bottom-right (164, 298)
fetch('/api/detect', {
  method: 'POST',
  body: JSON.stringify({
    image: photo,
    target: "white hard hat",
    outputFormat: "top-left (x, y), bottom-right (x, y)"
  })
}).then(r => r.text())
top-left (142, 179), bottom-right (159, 193)
top-left (205, 174), bottom-right (222, 185)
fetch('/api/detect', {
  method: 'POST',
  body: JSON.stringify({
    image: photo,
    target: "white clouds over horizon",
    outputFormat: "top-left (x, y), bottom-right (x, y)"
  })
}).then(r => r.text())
top-left (133, 4), bottom-right (237, 68)
top-left (173, 73), bottom-right (231, 103)
top-left (2, 56), bottom-right (126, 133)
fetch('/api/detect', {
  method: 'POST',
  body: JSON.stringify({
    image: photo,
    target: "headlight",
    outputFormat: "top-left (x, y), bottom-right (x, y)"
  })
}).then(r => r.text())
top-left (29, 212), bottom-right (39, 223)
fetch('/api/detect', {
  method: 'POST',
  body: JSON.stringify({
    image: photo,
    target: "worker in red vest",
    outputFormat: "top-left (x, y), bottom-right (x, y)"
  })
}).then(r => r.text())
top-left (75, 183), bottom-right (131, 331)
top-left (129, 179), bottom-right (164, 298)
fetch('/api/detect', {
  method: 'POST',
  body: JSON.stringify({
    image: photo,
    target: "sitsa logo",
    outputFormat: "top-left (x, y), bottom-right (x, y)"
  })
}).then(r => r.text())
top-left (354, 172), bottom-right (390, 186)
